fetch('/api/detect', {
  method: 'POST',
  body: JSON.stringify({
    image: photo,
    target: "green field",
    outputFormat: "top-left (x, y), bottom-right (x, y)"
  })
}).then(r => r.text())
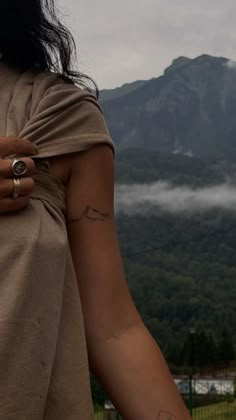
top-left (94, 413), bottom-right (121, 420)
top-left (193, 401), bottom-right (236, 419)
top-left (94, 412), bottom-right (121, 419)
top-left (94, 413), bottom-right (103, 420)
top-left (94, 401), bottom-right (236, 420)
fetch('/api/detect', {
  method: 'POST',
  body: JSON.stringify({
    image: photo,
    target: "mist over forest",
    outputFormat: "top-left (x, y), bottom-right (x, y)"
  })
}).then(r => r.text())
top-left (115, 182), bottom-right (236, 214)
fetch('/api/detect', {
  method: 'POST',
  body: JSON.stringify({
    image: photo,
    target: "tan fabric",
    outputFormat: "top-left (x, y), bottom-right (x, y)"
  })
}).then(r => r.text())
top-left (0, 62), bottom-right (115, 419)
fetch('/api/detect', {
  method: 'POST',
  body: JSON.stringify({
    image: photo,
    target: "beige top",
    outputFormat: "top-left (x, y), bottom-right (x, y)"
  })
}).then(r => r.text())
top-left (0, 62), bottom-right (115, 420)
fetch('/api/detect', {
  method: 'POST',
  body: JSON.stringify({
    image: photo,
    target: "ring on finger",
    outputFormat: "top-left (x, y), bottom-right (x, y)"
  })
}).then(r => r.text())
top-left (11, 158), bottom-right (28, 177)
top-left (12, 178), bottom-right (21, 200)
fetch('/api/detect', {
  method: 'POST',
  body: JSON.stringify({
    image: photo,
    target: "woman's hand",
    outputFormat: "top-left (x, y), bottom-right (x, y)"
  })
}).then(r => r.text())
top-left (0, 137), bottom-right (38, 213)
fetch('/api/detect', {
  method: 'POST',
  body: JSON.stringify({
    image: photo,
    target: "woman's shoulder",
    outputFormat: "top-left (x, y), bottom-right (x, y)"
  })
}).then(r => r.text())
top-left (18, 68), bottom-right (115, 160)
top-left (0, 62), bottom-right (83, 101)
top-left (30, 70), bottom-right (84, 104)
top-left (0, 62), bottom-right (96, 110)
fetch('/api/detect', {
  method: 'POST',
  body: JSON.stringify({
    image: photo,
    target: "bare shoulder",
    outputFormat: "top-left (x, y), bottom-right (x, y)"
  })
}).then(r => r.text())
top-left (48, 144), bottom-right (114, 188)
top-left (65, 144), bottom-right (115, 223)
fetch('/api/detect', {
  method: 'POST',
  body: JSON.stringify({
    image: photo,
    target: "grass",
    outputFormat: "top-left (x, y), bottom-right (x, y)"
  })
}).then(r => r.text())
top-left (94, 401), bottom-right (236, 420)
top-left (94, 412), bottom-right (104, 420)
top-left (94, 411), bottom-right (121, 419)
top-left (193, 400), bottom-right (236, 420)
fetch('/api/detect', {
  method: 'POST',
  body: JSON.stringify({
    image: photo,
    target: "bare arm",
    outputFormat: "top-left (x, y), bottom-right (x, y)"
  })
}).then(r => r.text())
top-left (66, 145), bottom-right (191, 420)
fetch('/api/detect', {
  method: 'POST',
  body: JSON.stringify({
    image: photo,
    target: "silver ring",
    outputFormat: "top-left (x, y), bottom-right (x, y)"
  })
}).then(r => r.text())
top-left (12, 178), bottom-right (21, 200)
top-left (11, 159), bottom-right (27, 177)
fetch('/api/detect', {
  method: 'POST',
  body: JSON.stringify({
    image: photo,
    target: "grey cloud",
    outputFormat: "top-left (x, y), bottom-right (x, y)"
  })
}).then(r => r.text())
top-left (225, 60), bottom-right (236, 69)
top-left (115, 182), bottom-right (236, 214)
top-left (58, 0), bottom-right (236, 88)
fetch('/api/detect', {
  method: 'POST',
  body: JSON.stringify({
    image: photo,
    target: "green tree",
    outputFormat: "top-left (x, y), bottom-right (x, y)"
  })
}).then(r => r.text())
top-left (217, 328), bottom-right (235, 366)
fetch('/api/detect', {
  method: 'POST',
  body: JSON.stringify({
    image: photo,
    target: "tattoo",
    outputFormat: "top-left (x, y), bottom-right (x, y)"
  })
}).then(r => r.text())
top-left (157, 411), bottom-right (177, 420)
top-left (67, 205), bottom-right (112, 225)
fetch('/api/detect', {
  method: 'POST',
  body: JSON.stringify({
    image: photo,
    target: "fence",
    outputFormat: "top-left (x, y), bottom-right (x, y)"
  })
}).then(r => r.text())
top-left (181, 375), bottom-right (236, 419)
top-left (94, 374), bottom-right (236, 419)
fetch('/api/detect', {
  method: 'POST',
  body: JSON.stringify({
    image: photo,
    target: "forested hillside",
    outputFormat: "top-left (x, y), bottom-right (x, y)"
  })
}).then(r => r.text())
top-left (117, 209), bottom-right (236, 365)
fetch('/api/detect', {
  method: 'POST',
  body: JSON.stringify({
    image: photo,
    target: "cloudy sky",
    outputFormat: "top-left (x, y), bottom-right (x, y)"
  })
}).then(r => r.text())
top-left (58, 0), bottom-right (236, 89)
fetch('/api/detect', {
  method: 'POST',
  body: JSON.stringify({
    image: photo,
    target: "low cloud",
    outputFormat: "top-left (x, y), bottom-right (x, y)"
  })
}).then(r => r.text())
top-left (115, 181), bottom-right (236, 214)
top-left (225, 59), bottom-right (236, 69)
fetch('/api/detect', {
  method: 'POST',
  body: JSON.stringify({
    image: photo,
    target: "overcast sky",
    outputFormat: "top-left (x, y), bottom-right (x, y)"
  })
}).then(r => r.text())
top-left (58, 0), bottom-right (236, 89)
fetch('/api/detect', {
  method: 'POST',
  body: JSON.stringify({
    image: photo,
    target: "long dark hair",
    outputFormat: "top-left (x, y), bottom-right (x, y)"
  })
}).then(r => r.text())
top-left (0, 0), bottom-right (96, 90)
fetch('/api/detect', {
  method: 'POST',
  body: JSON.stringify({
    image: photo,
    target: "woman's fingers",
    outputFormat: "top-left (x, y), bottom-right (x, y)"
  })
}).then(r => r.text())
top-left (0, 177), bottom-right (34, 212)
top-left (0, 177), bottom-right (35, 198)
top-left (0, 195), bottom-right (32, 213)
top-left (0, 157), bottom-right (36, 177)
top-left (0, 137), bottom-right (38, 158)
top-left (0, 137), bottom-right (38, 213)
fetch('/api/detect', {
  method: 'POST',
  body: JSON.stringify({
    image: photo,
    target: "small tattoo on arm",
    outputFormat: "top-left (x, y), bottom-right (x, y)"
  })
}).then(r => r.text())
top-left (67, 205), bottom-right (112, 225)
top-left (158, 411), bottom-right (177, 420)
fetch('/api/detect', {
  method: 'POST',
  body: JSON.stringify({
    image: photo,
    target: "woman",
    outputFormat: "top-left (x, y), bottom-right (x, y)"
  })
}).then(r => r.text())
top-left (0, 1), bottom-right (191, 419)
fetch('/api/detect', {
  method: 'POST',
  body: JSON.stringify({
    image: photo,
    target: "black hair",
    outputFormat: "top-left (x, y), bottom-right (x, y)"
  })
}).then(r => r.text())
top-left (0, 0), bottom-right (97, 92)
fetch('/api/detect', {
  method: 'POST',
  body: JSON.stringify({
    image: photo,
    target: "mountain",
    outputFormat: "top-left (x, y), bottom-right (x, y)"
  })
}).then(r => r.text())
top-left (100, 54), bottom-right (236, 159)
top-left (99, 80), bottom-right (147, 102)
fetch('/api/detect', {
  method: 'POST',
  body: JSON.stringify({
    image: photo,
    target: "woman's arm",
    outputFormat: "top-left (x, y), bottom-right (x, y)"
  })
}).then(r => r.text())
top-left (66, 145), bottom-right (191, 420)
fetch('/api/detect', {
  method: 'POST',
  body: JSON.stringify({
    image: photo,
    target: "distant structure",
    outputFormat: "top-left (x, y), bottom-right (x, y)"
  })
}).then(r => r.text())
top-left (175, 378), bottom-right (234, 395)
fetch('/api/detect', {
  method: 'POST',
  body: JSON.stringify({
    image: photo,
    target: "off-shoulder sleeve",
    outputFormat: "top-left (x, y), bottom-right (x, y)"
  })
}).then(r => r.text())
top-left (19, 77), bottom-right (115, 159)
